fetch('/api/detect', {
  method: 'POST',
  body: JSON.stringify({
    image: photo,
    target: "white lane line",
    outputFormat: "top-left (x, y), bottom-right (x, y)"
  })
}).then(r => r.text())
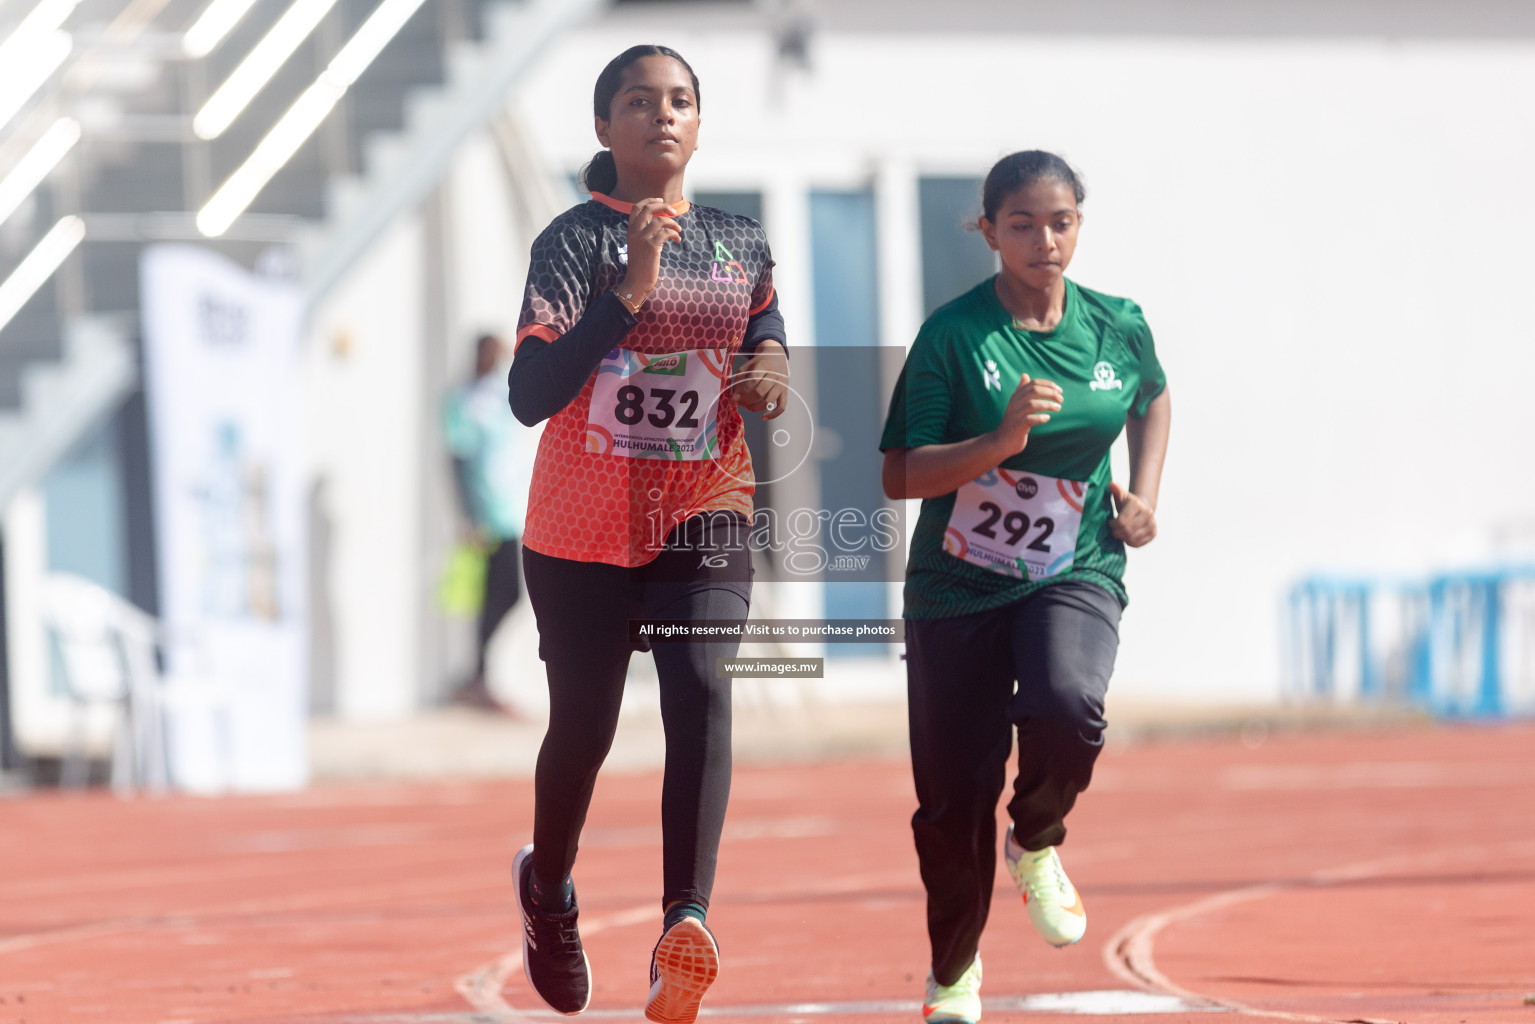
top-left (1103, 838), bottom-right (1535, 1023)
top-left (0, 869), bottom-right (519, 962)
top-left (991, 991), bottom-right (1223, 1014)
top-left (304, 989), bottom-right (1215, 1021)
top-left (0, 918), bottom-right (145, 955)
top-left (457, 867), bottom-right (921, 1018)
top-left (455, 902), bottom-right (658, 1020)
top-left (460, 891), bottom-right (1212, 1019)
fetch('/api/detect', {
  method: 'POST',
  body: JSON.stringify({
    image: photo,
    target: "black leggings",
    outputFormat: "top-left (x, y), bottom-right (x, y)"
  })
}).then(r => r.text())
top-left (522, 512), bottom-right (751, 909)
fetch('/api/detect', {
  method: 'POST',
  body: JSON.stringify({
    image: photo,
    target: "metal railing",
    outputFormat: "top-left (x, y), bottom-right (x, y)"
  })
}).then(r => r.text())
top-left (1287, 566), bottom-right (1535, 717)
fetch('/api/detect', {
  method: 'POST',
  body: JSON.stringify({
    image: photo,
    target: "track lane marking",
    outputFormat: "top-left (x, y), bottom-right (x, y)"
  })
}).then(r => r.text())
top-left (0, 868), bottom-right (515, 959)
top-left (1104, 838), bottom-right (1535, 1024)
top-left (463, 862), bottom-right (1208, 1020)
top-left (456, 866), bottom-right (924, 1017)
top-left (456, 902), bottom-right (658, 1020)
top-left (298, 988), bottom-right (1215, 1021)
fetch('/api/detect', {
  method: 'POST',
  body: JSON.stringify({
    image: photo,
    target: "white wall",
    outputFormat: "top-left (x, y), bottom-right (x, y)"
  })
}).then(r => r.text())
top-left (305, 217), bottom-right (427, 720)
top-left (302, 128), bottom-right (558, 721)
top-left (500, 21), bottom-right (1535, 704)
top-left (443, 132), bottom-right (534, 365)
top-left (297, 8), bottom-right (1535, 715)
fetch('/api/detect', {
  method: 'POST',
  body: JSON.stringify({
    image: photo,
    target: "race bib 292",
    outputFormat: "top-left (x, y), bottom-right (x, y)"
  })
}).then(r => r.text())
top-left (944, 469), bottom-right (1086, 580)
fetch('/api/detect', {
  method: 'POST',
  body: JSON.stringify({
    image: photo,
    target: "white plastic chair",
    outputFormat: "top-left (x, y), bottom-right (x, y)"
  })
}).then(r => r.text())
top-left (40, 574), bottom-right (229, 792)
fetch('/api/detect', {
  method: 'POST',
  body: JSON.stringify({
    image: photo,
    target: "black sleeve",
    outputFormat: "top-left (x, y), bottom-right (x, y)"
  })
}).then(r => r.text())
top-left (507, 290), bottom-right (638, 426)
top-left (740, 288), bottom-right (787, 358)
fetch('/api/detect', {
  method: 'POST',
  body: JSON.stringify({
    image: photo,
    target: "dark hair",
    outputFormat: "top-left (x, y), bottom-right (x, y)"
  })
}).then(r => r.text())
top-left (581, 44), bottom-right (701, 196)
top-left (981, 150), bottom-right (1085, 222)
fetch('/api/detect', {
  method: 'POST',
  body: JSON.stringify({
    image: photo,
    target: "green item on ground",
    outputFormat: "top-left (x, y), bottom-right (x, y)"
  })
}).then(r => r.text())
top-left (438, 541), bottom-right (487, 616)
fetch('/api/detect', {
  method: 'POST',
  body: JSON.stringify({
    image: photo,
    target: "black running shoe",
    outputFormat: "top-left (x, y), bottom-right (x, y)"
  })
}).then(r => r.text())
top-left (513, 844), bottom-right (591, 1014)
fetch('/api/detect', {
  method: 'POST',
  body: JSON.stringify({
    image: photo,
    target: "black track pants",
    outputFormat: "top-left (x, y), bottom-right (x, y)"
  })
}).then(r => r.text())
top-left (476, 538), bottom-right (522, 676)
top-left (905, 578), bottom-right (1122, 985)
top-left (522, 513), bottom-right (750, 909)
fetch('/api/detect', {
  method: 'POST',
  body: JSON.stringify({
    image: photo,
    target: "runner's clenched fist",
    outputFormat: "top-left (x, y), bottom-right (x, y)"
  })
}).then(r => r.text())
top-left (730, 340), bottom-right (789, 420)
top-left (618, 197), bottom-right (681, 305)
top-left (1108, 481), bottom-right (1157, 547)
top-left (993, 373), bottom-right (1063, 455)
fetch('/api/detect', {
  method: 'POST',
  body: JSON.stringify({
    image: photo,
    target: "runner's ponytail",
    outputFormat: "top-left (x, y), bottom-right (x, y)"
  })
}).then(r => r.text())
top-left (582, 151), bottom-right (619, 196)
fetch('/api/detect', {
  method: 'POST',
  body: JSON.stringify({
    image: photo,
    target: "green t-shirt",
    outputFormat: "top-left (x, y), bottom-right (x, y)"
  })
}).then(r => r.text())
top-left (879, 276), bottom-right (1166, 619)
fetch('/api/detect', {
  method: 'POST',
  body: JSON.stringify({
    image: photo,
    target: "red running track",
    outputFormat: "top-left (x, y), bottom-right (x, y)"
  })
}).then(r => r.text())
top-left (2, 721), bottom-right (1533, 1024)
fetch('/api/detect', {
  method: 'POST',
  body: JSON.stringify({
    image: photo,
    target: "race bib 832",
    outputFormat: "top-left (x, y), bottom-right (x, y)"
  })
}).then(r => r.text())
top-left (944, 469), bottom-right (1086, 580)
top-left (586, 348), bottom-right (730, 460)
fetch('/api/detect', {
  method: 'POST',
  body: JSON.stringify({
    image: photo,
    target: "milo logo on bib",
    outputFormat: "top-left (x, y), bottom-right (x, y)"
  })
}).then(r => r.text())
top-left (643, 353), bottom-right (686, 376)
top-left (944, 469), bottom-right (1086, 581)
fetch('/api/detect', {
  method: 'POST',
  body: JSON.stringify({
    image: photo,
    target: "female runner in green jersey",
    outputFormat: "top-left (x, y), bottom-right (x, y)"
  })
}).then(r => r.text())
top-left (880, 151), bottom-right (1171, 1024)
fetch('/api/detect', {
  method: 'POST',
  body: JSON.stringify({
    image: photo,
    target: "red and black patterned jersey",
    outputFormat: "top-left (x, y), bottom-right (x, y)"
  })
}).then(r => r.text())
top-left (515, 192), bottom-right (777, 567)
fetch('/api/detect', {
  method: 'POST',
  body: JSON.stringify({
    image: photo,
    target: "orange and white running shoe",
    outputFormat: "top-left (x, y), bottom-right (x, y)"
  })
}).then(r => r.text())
top-left (644, 916), bottom-right (720, 1024)
top-left (922, 954), bottom-right (982, 1023)
top-left (1004, 825), bottom-right (1086, 947)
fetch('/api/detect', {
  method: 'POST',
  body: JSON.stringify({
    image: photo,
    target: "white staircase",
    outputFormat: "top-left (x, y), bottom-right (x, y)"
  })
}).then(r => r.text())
top-left (301, 0), bottom-right (608, 305)
top-left (0, 0), bottom-right (605, 510)
top-left (0, 317), bottom-right (135, 511)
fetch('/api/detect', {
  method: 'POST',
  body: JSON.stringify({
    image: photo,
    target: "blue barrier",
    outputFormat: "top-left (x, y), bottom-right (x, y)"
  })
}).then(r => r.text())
top-left (1287, 566), bottom-right (1535, 718)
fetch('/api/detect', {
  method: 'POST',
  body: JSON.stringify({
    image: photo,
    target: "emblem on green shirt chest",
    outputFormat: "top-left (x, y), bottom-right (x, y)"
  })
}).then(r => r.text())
top-left (1090, 361), bottom-right (1124, 392)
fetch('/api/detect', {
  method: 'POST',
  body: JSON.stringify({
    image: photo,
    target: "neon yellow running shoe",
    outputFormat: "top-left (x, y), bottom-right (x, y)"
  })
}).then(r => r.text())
top-left (922, 953), bottom-right (981, 1023)
top-left (1004, 825), bottom-right (1086, 947)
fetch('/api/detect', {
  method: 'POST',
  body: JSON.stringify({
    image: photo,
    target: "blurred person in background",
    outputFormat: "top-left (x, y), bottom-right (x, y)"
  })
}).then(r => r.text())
top-left (881, 151), bottom-right (1171, 1024)
top-left (443, 332), bottom-right (533, 714)
top-left (504, 43), bottom-right (788, 1022)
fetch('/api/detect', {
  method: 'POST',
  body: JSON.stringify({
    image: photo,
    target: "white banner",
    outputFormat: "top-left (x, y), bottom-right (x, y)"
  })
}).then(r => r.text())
top-left (140, 245), bottom-right (307, 792)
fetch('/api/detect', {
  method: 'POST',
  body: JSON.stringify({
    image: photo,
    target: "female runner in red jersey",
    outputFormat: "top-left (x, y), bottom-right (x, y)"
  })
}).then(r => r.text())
top-left (506, 44), bottom-right (788, 1022)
